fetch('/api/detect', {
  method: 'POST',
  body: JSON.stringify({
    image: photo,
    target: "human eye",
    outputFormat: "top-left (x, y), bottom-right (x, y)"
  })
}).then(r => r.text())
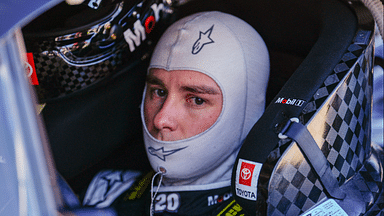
top-left (148, 86), bottom-right (167, 99)
top-left (193, 97), bottom-right (205, 105)
top-left (154, 89), bottom-right (167, 97)
top-left (186, 95), bottom-right (206, 106)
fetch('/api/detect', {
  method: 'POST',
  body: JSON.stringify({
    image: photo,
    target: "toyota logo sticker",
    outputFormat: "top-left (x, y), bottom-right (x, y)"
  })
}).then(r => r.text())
top-left (235, 158), bottom-right (262, 201)
top-left (241, 168), bottom-right (252, 181)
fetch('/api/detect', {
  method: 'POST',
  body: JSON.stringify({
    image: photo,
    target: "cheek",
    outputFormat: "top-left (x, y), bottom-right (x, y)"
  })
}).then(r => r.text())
top-left (193, 106), bottom-right (222, 133)
top-left (143, 95), bottom-right (155, 127)
top-left (207, 107), bottom-right (221, 126)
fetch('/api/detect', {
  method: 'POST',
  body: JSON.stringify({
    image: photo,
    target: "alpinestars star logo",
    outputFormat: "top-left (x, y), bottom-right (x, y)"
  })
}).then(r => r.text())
top-left (148, 147), bottom-right (187, 161)
top-left (192, 25), bottom-right (214, 55)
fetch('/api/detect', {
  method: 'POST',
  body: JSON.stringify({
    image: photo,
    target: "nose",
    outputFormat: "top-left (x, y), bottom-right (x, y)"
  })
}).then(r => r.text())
top-left (153, 96), bottom-right (179, 131)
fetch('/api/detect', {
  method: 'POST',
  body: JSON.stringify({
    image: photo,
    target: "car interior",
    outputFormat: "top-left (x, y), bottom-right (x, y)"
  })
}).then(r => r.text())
top-left (21, 0), bottom-right (368, 201)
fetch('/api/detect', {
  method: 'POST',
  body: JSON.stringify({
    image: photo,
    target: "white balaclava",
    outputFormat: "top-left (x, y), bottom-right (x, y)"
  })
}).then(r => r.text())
top-left (141, 11), bottom-right (269, 185)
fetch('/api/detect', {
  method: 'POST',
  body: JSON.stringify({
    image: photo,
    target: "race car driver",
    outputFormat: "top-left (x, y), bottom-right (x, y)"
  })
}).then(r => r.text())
top-left (82, 11), bottom-right (270, 215)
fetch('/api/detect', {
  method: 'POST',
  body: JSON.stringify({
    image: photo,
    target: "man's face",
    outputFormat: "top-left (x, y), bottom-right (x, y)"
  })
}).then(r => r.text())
top-left (144, 68), bottom-right (223, 141)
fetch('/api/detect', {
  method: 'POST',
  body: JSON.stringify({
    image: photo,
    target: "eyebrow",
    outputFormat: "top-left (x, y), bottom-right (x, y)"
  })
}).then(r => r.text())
top-left (146, 74), bottom-right (220, 95)
top-left (146, 75), bottom-right (165, 87)
top-left (181, 85), bottom-right (220, 95)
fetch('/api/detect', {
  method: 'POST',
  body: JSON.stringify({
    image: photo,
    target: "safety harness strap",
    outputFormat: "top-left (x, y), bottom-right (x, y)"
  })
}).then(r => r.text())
top-left (281, 119), bottom-right (346, 200)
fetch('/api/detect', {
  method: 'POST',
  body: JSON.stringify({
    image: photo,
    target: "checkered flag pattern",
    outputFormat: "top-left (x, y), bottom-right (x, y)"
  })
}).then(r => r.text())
top-left (302, 42), bottom-right (369, 122)
top-left (344, 150), bottom-right (384, 216)
top-left (307, 48), bottom-right (372, 185)
top-left (267, 144), bottom-right (327, 215)
top-left (27, 39), bottom-right (129, 101)
top-left (33, 51), bottom-right (122, 101)
top-left (262, 30), bottom-right (380, 215)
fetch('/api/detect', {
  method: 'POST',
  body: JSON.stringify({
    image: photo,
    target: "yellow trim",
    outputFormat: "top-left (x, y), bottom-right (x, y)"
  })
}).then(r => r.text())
top-left (216, 199), bottom-right (236, 216)
top-left (123, 171), bottom-right (154, 201)
top-left (36, 103), bottom-right (46, 114)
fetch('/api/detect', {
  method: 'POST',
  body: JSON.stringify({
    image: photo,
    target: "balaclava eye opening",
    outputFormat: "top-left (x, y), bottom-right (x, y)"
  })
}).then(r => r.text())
top-left (140, 11), bottom-right (270, 185)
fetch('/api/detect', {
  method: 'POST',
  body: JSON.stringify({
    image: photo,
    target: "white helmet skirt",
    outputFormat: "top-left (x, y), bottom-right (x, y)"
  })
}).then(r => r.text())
top-left (140, 11), bottom-right (269, 183)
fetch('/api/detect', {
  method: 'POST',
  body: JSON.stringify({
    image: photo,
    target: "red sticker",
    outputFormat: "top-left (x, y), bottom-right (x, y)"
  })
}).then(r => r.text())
top-left (145, 15), bottom-right (156, 34)
top-left (239, 161), bottom-right (255, 186)
top-left (26, 53), bottom-right (39, 85)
